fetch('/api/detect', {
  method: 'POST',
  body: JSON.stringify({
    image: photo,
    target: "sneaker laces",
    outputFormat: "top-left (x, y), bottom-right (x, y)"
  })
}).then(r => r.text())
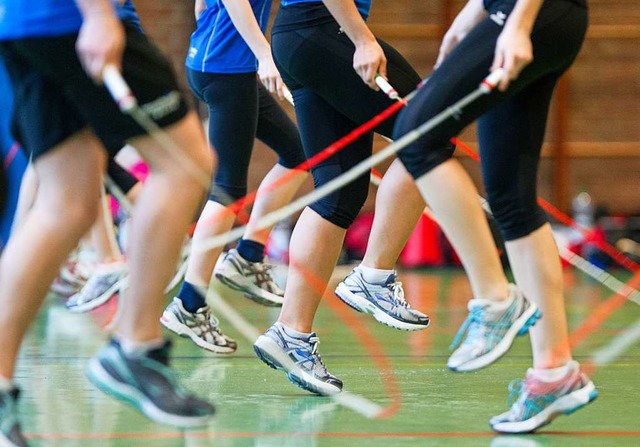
top-left (306, 335), bottom-right (330, 376)
top-left (505, 377), bottom-right (556, 418)
top-left (450, 305), bottom-right (486, 350)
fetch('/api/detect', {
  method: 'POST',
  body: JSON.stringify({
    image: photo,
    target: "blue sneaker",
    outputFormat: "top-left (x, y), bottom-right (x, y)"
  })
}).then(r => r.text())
top-left (491, 361), bottom-right (598, 433)
top-left (448, 284), bottom-right (541, 372)
top-left (0, 387), bottom-right (28, 447)
top-left (87, 339), bottom-right (215, 427)
top-left (334, 268), bottom-right (429, 331)
top-left (254, 323), bottom-right (343, 395)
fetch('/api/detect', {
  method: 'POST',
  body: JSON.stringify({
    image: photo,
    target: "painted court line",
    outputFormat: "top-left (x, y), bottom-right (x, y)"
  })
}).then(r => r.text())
top-left (591, 316), bottom-right (640, 366)
top-left (25, 430), bottom-right (640, 440)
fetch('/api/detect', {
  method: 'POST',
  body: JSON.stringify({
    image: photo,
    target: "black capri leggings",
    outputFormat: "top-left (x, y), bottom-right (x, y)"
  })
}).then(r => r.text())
top-left (272, 10), bottom-right (421, 229)
top-left (107, 158), bottom-right (138, 195)
top-left (394, 0), bottom-right (587, 240)
top-left (187, 70), bottom-right (305, 205)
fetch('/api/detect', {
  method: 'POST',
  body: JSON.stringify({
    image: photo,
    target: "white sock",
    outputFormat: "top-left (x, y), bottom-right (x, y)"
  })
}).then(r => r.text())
top-left (275, 321), bottom-right (312, 339)
top-left (0, 376), bottom-right (13, 391)
top-left (473, 284), bottom-right (517, 311)
top-left (358, 264), bottom-right (394, 284)
top-left (532, 360), bottom-right (577, 382)
top-left (119, 338), bottom-right (166, 356)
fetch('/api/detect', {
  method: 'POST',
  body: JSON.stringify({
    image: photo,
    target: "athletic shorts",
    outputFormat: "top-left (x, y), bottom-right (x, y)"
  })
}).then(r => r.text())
top-left (0, 24), bottom-right (189, 159)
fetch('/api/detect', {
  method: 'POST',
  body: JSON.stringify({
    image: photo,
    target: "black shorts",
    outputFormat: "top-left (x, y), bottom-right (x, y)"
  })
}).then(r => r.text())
top-left (0, 24), bottom-right (189, 159)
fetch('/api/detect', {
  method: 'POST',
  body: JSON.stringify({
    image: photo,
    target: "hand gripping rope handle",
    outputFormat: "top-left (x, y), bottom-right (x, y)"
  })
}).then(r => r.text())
top-left (198, 69), bottom-right (507, 252)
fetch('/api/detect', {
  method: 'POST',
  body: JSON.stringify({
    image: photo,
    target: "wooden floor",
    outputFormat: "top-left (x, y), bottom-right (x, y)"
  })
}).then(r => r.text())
top-left (16, 265), bottom-right (640, 446)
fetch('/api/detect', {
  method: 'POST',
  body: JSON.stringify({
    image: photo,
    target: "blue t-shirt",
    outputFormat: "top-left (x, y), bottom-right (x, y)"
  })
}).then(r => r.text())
top-left (186, 0), bottom-right (272, 74)
top-left (0, 0), bottom-right (141, 40)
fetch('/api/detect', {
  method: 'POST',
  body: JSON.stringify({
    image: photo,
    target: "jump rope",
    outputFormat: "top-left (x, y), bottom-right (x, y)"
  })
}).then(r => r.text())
top-left (102, 65), bottom-right (640, 305)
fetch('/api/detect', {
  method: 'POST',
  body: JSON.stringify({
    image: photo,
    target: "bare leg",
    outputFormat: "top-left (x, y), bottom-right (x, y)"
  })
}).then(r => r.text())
top-left (362, 160), bottom-right (424, 270)
top-left (278, 208), bottom-right (345, 333)
top-left (505, 223), bottom-right (572, 368)
top-left (0, 129), bottom-right (105, 378)
top-left (415, 159), bottom-right (509, 301)
top-left (90, 187), bottom-right (125, 264)
top-left (243, 164), bottom-right (308, 246)
top-left (184, 200), bottom-right (235, 288)
top-left (114, 112), bottom-right (214, 343)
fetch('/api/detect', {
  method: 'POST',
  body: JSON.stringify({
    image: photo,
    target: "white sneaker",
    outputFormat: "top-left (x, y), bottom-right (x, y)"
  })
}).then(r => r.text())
top-left (448, 284), bottom-right (541, 372)
top-left (161, 298), bottom-right (237, 354)
top-left (214, 249), bottom-right (284, 306)
top-left (65, 264), bottom-right (127, 313)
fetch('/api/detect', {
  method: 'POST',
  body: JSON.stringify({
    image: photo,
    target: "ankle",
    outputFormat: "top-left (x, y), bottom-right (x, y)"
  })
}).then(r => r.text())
top-left (357, 264), bottom-right (394, 284)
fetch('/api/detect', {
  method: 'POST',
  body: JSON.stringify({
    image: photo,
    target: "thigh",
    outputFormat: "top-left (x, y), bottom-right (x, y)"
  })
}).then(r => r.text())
top-left (255, 81), bottom-right (305, 168)
top-left (11, 26), bottom-right (190, 155)
top-left (196, 71), bottom-right (259, 186)
top-left (272, 23), bottom-right (420, 138)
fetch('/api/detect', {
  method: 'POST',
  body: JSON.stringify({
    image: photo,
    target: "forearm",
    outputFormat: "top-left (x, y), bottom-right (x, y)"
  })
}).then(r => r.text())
top-left (74, 0), bottom-right (117, 19)
top-left (453, 0), bottom-right (488, 31)
top-left (221, 0), bottom-right (271, 60)
top-left (195, 0), bottom-right (206, 20)
top-left (322, 0), bottom-right (375, 46)
top-left (504, 0), bottom-right (544, 34)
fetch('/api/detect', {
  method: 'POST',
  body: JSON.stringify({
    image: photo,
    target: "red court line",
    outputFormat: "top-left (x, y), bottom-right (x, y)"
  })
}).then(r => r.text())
top-left (26, 430), bottom-right (640, 439)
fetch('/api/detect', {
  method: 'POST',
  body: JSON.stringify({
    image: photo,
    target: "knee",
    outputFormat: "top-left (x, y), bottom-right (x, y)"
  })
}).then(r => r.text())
top-left (394, 109), bottom-right (455, 179)
top-left (310, 174), bottom-right (369, 229)
top-left (208, 183), bottom-right (246, 206)
top-left (486, 191), bottom-right (547, 241)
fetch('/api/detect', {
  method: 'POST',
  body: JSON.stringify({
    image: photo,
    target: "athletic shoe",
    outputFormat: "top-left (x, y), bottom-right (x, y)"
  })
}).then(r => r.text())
top-left (65, 265), bottom-right (128, 313)
top-left (160, 298), bottom-right (237, 354)
top-left (334, 268), bottom-right (430, 331)
top-left (214, 249), bottom-right (284, 307)
top-left (0, 387), bottom-right (28, 447)
top-left (50, 258), bottom-right (92, 297)
top-left (490, 361), bottom-right (598, 433)
top-left (253, 323), bottom-right (343, 396)
top-left (87, 339), bottom-right (215, 427)
top-left (447, 284), bottom-right (541, 372)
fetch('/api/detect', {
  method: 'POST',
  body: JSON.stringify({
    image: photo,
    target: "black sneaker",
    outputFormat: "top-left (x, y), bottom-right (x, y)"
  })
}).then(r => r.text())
top-left (87, 339), bottom-right (215, 427)
top-left (0, 387), bottom-right (29, 447)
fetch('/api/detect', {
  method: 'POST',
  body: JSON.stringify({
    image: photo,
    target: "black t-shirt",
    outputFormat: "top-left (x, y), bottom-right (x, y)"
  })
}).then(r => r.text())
top-left (484, 0), bottom-right (587, 11)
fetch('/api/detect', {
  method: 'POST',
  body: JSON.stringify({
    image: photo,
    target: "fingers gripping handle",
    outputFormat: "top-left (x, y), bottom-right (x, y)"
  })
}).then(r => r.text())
top-left (375, 75), bottom-right (400, 101)
top-left (480, 68), bottom-right (506, 93)
top-left (102, 65), bottom-right (138, 112)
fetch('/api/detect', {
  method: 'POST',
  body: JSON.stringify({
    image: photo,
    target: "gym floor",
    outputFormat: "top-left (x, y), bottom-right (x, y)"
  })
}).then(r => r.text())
top-left (17, 266), bottom-right (640, 446)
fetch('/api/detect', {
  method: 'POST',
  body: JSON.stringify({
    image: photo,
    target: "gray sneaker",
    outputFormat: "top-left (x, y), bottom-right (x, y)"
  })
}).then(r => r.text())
top-left (334, 268), bottom-right (430, 331)
top-left (214, 249), bottom-right (284, 307)
top-left (66, 266), bottom-right (127, 313)
top-left (161, 298), bottom-right (237, 354)
top-left (253, 323), bottom-right (343, 396)
top-left (0, 387), bottom-right (28, 447)
top-left (490, 361), bottom-right (597, 433)
top-left (87, 339), bottom-right (215, 427)
top-left (448, 284), bottom-right (541, 372)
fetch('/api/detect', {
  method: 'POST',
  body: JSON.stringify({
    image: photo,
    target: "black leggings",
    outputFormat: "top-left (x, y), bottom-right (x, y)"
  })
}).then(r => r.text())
top-left (186, 70), bottom-right (305, 205)
top-left (395, 0), bottom-right (588, 240)
top-left (107, 158), bottom-right (138, 195)
top-left (272, 13), bottom-right (421, 229)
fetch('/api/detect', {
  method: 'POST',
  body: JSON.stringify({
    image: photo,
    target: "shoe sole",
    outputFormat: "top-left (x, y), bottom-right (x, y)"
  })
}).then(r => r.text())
top-left (253, 335), bottom-right (342, 396)
top-left (160, 311), bottom-right (236, 354)
top-left (334, 283), bottom-right (429, 331)
top-left (448, 303), bottom-right (541, 373)
top-left (491, 381), bottom-right (598, 433)
top-left (66, 276), bottom-right (127, 314)
top-left (215, 272), bottom-right (283, 307)
top-left (87, 357), bottom-right (214, 428)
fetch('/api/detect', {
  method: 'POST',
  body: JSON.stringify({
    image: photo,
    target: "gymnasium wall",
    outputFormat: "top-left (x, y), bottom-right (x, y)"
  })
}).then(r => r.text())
top-left (134, 0), bottom-right (640, 215)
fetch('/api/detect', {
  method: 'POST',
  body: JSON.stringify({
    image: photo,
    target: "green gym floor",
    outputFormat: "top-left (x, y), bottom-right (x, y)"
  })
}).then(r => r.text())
top-left (17, 266), bottom-right (640, 446)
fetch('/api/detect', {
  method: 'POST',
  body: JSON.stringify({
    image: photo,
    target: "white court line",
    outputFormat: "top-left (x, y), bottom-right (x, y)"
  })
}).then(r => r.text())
top-left (591, 316), bottom-right (640, 366)
top-left (206, 287), bottom-right (385, 418)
